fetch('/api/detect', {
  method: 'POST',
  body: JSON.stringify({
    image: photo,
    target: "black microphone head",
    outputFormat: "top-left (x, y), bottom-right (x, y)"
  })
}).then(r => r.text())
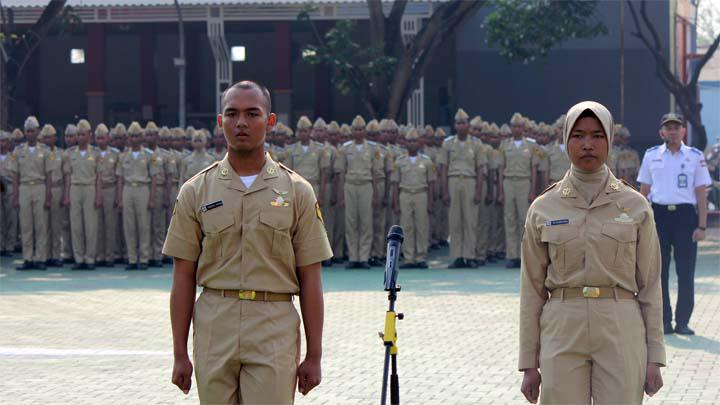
top-left (387, 225), bottom-right (404, 242)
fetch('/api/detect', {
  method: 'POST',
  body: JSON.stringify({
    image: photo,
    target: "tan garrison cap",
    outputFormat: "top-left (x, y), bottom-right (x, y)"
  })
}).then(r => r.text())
top-left (405, 128), bottom-right (419, 140)
top-left (24, 116), bottom-right (40, 130)
top-left (351, 115), bottom-right (366, 129)
top-left (159, 126), bottom-right (171, 138)
top-left (328, 121), bottom-right (340, 133)
top-left (366, 119), bottom-right (380, 133)
top-left (500, 124), bottom-right (512, 136)
top-left (340, 123), bottom-right (352, 136)
top-left (76, 119), bottom-right (91, 132)
top-left (313, 117), bottom-right (327, 129)
top-left (12, 128), bottom-right (24, 139)
top-left (145, 121), bottom-right (159, 132)
top-left (128, 121), bottom-right (144, 135)
top-left (380, 119), bottom-right (398, 131)
top-left (455, 108), bottom-right (469, 121)
top-left (40, 124), bottom-right (56, 137)
top-left (470, 116), bottom-right (483, 127)
top-left (510, 113), bottom-right (524, 126)
top-left (296, 116), bottom-right (312, 130)
top-left (435, 127), bottom-right (446, 138)
top-left (112, 123), bottom-right (127, 137)
top-left (64, 124), bottom-right (78, 136)
top-left (95, 123), bottom-right (109, 137)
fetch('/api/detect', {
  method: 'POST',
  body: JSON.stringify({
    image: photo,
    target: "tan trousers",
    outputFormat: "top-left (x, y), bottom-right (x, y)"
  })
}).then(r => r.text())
top-left (167, 184), bottom-right (179, 227)
top-left (476, 183), bottom-right (490, 261)
top-left (61, 203), bottom-right (73, 260)
top-left (150, 184), bottom-right (167, 261)
top-left (18, 183), bottom-right (48, 262)
top-left (344, 182), bottom-right (373, 262)
top-left (491, 203), bottom-right (505, 254)
top-left (539, 298), bottom-right (646, 405)
top-left (122, 184), bottom-right (150, 264)
top-left (193, 291), bottom-right (299, 405)
top-left (372, 180), bottom-right (387, 258)
top-left (320, 180), bottom-right (337, 259)
top-left (333, 204), bottom-right (345, 258)
top-left (448, 176), bottom-right (477, 259)
top-left (116, 208), bottom-right (126, 260)
top-left (97, 185), bottom-right (117, 262)
top-left (70, 184), bottom-right (98, 264)
top-left (431, 181), bottom-right (447, 244)
top-left (503, 178), bottom-right (530, 260)
top-left (399, 190), bottom-right (429, 263)
top-left (48, 185), bottom-right (64, 260)
top-left (0, 182), bottom-right (18, 251)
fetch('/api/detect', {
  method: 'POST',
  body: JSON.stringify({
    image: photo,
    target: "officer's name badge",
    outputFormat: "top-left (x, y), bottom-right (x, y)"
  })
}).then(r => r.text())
top-left (200, 200), bottom-right (223, 212)
top-left (544, 219), bottom-right (569, 227)
top-left (614, 213), bottom-right (633, 223)
top-left (270, 196), bottom-right (289, 207)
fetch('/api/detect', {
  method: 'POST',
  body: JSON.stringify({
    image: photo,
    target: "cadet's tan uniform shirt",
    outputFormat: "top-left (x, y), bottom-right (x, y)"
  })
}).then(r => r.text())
top-left (163, 154), bottom-right (333, 293)
top-left (46, 147), bottom-right (64, 188)
top-left (500, 138), bottom-right (539, 178)
top-left (97, 148), bottom-right (120, 185)
top-left (437, 136), bottom-right (487, 177)
top-left (286, 141), bottom-right (330, 183)
top-left (546, 141), bottom-right (571, 182)
top-left (180, 151), bottom-right (215, 184)
top-left (519, 170), bottom-right (665, 370)
top-left (116, 149), bottom-right (160, 183)
top-left (63, 146), bottom-right (99, 184)
top-left (334, 140), bottom-right (380, 182)
top-left (390, 154), bottom-right (436, 191)
top-left (9, 143), bottom-right (50, 183)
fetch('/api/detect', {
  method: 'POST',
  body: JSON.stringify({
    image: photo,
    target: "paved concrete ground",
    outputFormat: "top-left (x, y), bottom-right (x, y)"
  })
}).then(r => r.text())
top-left (1, 236), bottom-right (719, 404)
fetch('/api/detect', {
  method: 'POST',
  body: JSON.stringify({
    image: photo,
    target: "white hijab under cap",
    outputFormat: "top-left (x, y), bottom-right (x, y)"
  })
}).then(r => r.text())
top-left (562, 101), bottom-right (614, 158)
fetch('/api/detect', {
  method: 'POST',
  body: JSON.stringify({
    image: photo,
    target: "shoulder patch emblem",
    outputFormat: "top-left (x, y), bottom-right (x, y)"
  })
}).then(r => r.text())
top-left (315, 202), bottom-right (324, 224)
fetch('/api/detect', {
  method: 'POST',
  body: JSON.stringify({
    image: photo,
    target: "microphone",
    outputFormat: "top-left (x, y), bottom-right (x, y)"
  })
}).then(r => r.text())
top-left (384, 225), bottom-right (404, 292)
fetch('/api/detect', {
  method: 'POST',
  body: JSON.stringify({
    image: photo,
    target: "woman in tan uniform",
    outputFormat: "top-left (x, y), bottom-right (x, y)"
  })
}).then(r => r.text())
top-left (519, 101), bottom-right (665, 404)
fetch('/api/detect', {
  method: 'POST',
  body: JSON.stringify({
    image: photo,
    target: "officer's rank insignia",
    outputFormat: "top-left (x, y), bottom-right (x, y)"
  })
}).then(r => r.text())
top-left (267, 165), bottom-right (277, 175)
top-left (610, 181), bottom-right (620, 191)
top-left (220, 167), bottom-right (229, 176)
top-left (561, 187), bottom-right (571, 197)
top-left (273, 188), bottom-right (288, 196)
top-left (614, 213), bottom-right (633, 223)
top-left (315, 202), bottom-right (324, 224)
top-left (271, 195), bottom-right (289, 207)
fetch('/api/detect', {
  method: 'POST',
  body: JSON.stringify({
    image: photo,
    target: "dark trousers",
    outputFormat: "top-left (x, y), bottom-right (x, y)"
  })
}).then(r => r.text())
top-left (652, 203), bottom-right (698, 327)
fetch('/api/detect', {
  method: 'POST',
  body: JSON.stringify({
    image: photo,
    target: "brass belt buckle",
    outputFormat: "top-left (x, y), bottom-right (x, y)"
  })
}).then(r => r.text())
top-left (582, 287), bottom-right (601, 298)
top-left (238, 290), bottom-right (256, 300)
top-left (668, 204), bottom-right (677, 211)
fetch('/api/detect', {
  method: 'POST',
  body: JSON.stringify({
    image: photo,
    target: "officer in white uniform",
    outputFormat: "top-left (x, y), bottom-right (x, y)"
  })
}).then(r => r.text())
top-left (637, 112), bottom-right (712, 335)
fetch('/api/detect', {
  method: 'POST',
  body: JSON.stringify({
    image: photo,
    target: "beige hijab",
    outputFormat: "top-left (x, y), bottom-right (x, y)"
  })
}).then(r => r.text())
top-left (563, 101), bottom-right (614, 205)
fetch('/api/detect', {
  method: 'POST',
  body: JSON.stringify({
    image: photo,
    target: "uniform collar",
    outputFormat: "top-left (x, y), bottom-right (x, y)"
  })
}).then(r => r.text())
top-left (557, 167), bottom-right (622, 209)
top-left (217, 152), bottom-right (279, 193)
top-left (659, 141), bottom-right (687, 156)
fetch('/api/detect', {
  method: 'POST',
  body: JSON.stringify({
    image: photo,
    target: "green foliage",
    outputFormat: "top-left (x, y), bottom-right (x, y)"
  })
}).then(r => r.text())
top-left (299, 19), bottom-right (396, 96)
top-left (484, 0), bottom-right (607, 63)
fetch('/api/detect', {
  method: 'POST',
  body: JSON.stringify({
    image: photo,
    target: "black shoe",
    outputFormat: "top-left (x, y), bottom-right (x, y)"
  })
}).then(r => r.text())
top-left (496, 252), bottom-right (506, 259)
top-left (322, 260), bottom-right (333, 267)
top-left (448, 258), bottom-right (466, 269)
top-left (415, 261), bottom-right (428, 269)
top-left (466, 259), bottom-right (478, 268)
top-left (63, 258), bottom-right (76, 265)
top-left (368, 257), bottom-right (381, 267)
top-left (505, 260), bottom-right (516, 269)
top-left (73, 263), bottom-right (88, 270)
top-left (664, 323), bottom-right (674, 335)
top-left (357, 262), bottom-right (371, 269)
top-left (34, 262), bottom-right (46, 270)
top-left (162, 257), bottom-right (173, 265)
top-left (429, 243), bottom-right (439, 250)
top-left (45, 259), bottom-right (61, 267)
top-left (125, 263), bottom-right (139, 270)
top-left (675, 324), bottom-right (695, 335)
top-left (0, 250), bottom-right (10, 257)
top-left (148, 260), bottom-right (162, 268)
top-left (400, 262), bottom-right (417, 269)
top-left (16, 261), bottom-right (35, 270)
top-left (115, 258), bottom-right (127, 265)
top-left (138, 263), bottom-right (149, 270)
top-left (476, 259), bottom-right (486, 267)
top-left (345, 262), bottom-right (357, 269)
top-left (331, 257), bottom-right (345, 264)
top-left (86, 264), bottom-right (96, 270)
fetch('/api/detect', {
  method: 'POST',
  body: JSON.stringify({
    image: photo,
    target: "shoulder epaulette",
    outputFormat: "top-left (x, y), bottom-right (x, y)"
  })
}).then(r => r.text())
top-left (647, 145), bottom-right (660, 151)
top-left (620, 179), bottom-right (637, 191)
top-left (539, 182), bottom-right (559, 196)
top-left (690, 147), bottom-right (702, 155)
top-left (278, 162), bottom-right (296, 175)
top-left (198, 161), bottom-right (219, 175)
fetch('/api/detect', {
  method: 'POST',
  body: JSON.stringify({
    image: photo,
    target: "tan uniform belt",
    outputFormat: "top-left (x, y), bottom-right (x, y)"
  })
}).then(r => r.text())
top-left (550, 287), bottom-right (636, 299)
top-left (126, 182), bottom-right (149, 187)
top-left (203, 287), bottom-right (293, 302)
top-left (20, 180), bottom-right (44, 185)
top-left (400, 188), bottom-right (428, 194)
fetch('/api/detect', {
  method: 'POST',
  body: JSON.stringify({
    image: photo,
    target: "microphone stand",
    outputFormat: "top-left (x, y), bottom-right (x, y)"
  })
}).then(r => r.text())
top-left (381, 226), bottom-right (404, 405)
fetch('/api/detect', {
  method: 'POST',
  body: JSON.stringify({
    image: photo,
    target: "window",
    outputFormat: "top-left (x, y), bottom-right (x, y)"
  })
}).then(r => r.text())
top-left (70, 49), bottom-right (85, 64)
top-left (231, 46), bottom-right (246, 62)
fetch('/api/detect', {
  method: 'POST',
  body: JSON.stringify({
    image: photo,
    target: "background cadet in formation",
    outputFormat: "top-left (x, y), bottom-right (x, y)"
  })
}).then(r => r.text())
top-left (0, 131), bottom-right (17, 256)
top-left (3, 107), bottom-right (657, 272)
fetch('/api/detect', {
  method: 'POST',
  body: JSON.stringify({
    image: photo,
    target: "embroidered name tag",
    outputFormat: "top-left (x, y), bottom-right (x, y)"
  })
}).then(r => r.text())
top-left (544, 219), bottom-right (569, 226)
top-left (200, 200), bottom-right (223, 212)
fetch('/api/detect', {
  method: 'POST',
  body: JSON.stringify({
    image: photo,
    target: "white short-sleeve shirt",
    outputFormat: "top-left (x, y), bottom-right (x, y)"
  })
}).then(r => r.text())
top-left (637, 142), bottom-right (712, 205)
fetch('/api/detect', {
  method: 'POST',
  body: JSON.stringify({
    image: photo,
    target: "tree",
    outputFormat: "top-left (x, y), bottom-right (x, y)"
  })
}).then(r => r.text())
top-left (300, 0), bottom-right (607, 121)
top-left (697, 0), bottom-right (720, 48)
top-left (627, 0), bottom-right (720, 150)
top-left (0, 0), bottom-right (78, 129)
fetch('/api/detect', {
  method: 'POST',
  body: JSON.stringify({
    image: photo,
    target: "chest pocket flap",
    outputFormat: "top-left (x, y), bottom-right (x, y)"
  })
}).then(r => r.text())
top-left (540, 226), bottom-right (577, 244)
top-left (601, 223), bottom-right (637, 243)
top-left (201, 212), bottom-right (234, 234)
top-left (259, 209), bottom-right (293, 231)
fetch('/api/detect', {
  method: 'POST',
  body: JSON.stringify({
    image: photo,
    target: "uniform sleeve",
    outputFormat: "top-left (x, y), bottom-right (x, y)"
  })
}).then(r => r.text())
top-left (475, 144), bottom-right (488, 171)
top-left (7, 153), bottom-right (18, 174)
top-left (427, 159), bottom-right (437, 183)
top-left (694, 154), bottom-right (712, 188)
top-left (436, 143), bottom-right (448, 166)
top-left (115, 155), bottom-right (124, 177)
top-left (637, 152), bottom-right (652, 185)
top-left (530, 145), bottom-right (541, 168)
top-left (487, 148), bottom-right (498, 170)
top-left (162, 184), bottom-right (202, 261)
top-left (635, 204), bottom-right (666, 366)
top-left (149, 156), bottom-right (162, 177)
top-left (62, 152), bottom-right (71, 175)
top-left (292, 179), bottom-right (333, 267)
top-left (518, 205), bottom-right (550, 370)
top-left (390, 160), bottom-right (400, 183)
top-left (334, 148), bottom-right (346, 174)
top-left (320, 147), bottom-right (331, 170)
top-left (166, 153), bottom-right (178, 177)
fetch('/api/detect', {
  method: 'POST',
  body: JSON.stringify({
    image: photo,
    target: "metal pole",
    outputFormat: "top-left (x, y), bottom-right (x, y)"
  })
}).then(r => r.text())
top-left (620, 0), bottom-right (625, 124)
top-left (174, 0), bottom-right (186, 128)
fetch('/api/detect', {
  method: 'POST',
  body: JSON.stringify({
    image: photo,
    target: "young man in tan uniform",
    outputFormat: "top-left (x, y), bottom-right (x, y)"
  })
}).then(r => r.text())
top-left (335, 116), bottom-right (380, 269)
top-left (165, 81), bottom-right (331, 404)
top-left (144, 121), bottom-right (175, 267)
top-left (39, 124), bottom-right (64, 267)
top-left (0, 131), bottom-right (17, 256)
top-left (314, 118), bottom-right (339, 265)
top-left (286, 116), bottom-right (330, 200)
top-left (10, 116), bottom-right (51, 270)
top-left (546, 115), bottom-right (571, 184)
top-left (430, 128), bottom-right (448, 248)
top-left (63, 119), bottom-right (102, 269)
top-left (110, 123), bottom-right (128, 265)
top-left (209, 125), bottom-right (227, 161)
top-left (391, 129), bottom-right (435, 268)
top-left (180, 130), bottom-right (216, 184)
top-left (519, 101), bottom-right (665, 404)
top-left (95, 124), bottom-right (120, 267)
top-left (472, 118), bottom-right (496, 266)
top-left (116, 122), bottom-right (159, 270)
top-left (498, 113), bottom-right (539, 268)
top-left (438, 109), bottom-right (487, 268)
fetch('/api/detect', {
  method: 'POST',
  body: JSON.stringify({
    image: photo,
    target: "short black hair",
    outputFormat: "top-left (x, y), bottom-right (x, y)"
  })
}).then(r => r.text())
top-left (222, 80), bottom-right (272, 112)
